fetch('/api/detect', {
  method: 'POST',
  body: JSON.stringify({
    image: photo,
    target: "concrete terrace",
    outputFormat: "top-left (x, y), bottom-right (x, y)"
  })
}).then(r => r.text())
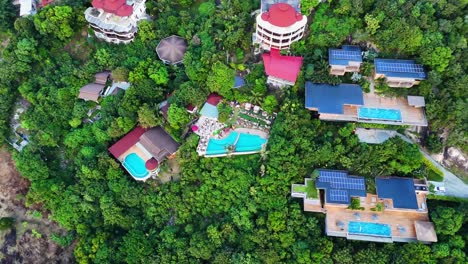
top-left (320, 94), bottom-right (427, 126)
top-left (292, 170), bottom-right (436, 243)
top-left (306, 82), bottom-right (428, 126)
top-left (325, 205), bottom-right (431, 242)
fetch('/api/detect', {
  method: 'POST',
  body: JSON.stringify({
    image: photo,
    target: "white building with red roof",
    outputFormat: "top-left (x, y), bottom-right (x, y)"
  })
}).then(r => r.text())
top-left (84, 0), bottom-right (147, 44)
top-left (262, 49), bottom-right (303, 86)
top-left (255, 2), bottom-right (307, 51)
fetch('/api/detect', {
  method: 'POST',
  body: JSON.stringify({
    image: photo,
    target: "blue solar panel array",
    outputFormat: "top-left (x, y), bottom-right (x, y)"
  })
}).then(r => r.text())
top-left (305, 83), bottom-right (364, 114)
top-left (315, 170), bottom-right (367, 205)
top-left (329, 46), bottom-right (362, 66)
top-left (375, 59), bottom-right (426, 80)
top-left (376, 177), bottom-right (419, 209)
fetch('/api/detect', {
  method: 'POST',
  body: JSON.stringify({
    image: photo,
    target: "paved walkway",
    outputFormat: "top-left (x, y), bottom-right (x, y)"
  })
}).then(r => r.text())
top-left (396, 133), bottom-right (468, 198)
top-left (355, 128), bottom-right (396, 144)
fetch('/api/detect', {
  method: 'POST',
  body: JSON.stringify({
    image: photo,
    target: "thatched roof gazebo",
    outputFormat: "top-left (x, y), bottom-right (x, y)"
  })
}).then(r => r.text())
top-left (156, 35), bottom-right (187, 65)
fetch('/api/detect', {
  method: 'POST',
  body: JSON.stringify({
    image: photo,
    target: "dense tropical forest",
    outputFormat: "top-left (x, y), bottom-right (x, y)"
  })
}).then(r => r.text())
top-left (0, 0), bottom-right (467, 263)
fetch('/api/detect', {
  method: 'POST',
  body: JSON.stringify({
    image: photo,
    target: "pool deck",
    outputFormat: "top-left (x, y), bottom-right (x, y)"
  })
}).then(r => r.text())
top-left (322, 192), bottom-right (431, 242)
top-left (234, 128), bottom-right (269, 139)
top-left (117, 144), bottom-right (152, 162)
top-left (320, 94), bottom-right (427, 126)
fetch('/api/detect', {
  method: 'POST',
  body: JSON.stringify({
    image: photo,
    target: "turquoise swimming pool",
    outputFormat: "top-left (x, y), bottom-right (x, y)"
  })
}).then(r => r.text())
top-left (123, 153), bottom-right (149, 178)
top-left (206, 132), bottom-right (267, 155)
top-left (348, 221), bottom-right (391, 237)
top-left (358, 107), bottom-right (402, 121)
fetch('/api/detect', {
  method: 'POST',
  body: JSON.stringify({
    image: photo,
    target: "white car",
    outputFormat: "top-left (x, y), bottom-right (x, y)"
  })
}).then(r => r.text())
top-left (435, 186), bottom-right (446, 192)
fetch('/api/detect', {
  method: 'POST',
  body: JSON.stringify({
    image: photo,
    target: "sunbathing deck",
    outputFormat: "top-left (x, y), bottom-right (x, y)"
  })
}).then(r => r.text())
top-left (362, 94), bottom-right (427, 126)
top-left (325, 205), bottom-right (430, 242)
top-left (117, 143), bottom-right (152, 162)
top-left (234, 127), bottom-right (269, 139)
top-left (318, 94), bottom-right (427, 126)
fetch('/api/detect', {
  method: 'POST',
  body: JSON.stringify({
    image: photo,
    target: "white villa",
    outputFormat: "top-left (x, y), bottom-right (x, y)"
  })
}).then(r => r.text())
top-left (84, 0), bottom-right (147, 44)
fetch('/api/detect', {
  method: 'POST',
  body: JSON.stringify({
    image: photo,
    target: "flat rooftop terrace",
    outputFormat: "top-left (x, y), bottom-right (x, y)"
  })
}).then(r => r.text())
top-left (323, 192), bottom-right (432, 243)
top-left (322, 94), bottom-right (427, 126)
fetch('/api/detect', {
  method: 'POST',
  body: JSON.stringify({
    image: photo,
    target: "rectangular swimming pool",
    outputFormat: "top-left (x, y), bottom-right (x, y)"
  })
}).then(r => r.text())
top-left (348, 221), bottom-right (392, 237)
top-left (358, 107), bottom-right (402, 121)
top-left (205, 131), bottom-right (267, 156)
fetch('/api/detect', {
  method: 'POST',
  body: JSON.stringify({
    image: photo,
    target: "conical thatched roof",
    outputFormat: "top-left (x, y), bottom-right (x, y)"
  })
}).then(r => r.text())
top-left (156, 35), bottom-right (187, 65)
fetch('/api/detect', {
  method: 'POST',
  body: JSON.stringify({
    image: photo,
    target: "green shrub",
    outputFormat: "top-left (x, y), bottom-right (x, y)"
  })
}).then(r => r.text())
top-left (423, 158), bottom-right (444, 182)
top-left (348, 198), bottom-right (364, 210)
top-left (0, 217), bottom-right (15, 230)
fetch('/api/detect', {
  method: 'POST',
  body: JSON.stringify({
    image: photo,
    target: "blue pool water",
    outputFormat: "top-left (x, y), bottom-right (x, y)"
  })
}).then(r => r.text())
top-left (206, 132), bottom-right (267, 155)
top-left (348, 221), bottom-right (392, 237)
top-left (123, 153), bottom-right (149, 178)
top-left (358, 107), bottom-right (402, 121)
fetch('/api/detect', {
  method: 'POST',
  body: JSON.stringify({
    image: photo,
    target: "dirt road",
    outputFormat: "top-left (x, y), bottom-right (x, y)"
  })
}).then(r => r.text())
top-left (0, 147), bottom-right (74, 263)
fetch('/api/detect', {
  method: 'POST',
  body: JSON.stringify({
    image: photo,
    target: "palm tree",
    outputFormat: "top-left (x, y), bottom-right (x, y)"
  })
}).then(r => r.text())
top-left (249, 90), bottom-right (263, 105)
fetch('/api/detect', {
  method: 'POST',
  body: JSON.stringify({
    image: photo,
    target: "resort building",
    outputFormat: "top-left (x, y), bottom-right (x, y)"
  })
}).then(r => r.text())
top-left (194, 94), bottom-right (274, 157)
top-left (78, 71), bottom-right (111, 102)
top-left (374, 59), bottom-right (426, 88)
top-left (292, 169), bottom-right (437, 243)
top-left (329, 46), bottom-right (363, 76)
top-left (15, 0), bottom-right (37, 16)
top-left (262, 49), bottom-right (303, 87)
top-left (305, 82), bottom-right (428, 126)
top-left (156, 35), bottom-right (188, 65)
top-left (254, 2), bottom-right (307, 50)
top-left (108, 126), bottom-right (179, 181)
top-left (84, 0), bottom-right (147, 44)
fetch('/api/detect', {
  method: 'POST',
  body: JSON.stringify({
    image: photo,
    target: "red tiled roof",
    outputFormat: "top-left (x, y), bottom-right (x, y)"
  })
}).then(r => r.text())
top-left (206, 93), bottom-right (223, 106)
top-left (92, 0), bottom-right (133, 17)
top-left (261, 3), bottom-right (303, 27)
top-left (41, 0), bottom-right (53, 6)
top-left (186, 104), bottom-right (195, 111)
top-left (108, 126), bottom-right (147, 159)
top-left (145, 158), bottom-right (159, 170)
top-left (262, 49), bottom-right (303, 83)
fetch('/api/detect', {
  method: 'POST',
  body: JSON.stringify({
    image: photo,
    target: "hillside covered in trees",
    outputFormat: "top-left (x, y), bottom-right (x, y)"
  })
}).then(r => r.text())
top-left (0, 0), bottom-right (467, 263)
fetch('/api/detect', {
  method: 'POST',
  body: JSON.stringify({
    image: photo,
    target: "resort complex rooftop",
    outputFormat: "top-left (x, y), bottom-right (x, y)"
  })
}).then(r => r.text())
top-left (329, 46), bottom-right (363, 75)
top-left (305, 83), bottom-right (364, 114)
top-left (305, 82), bottom-right (428, 126)
top-left (255, 2), bottom-right (307, 50)
top-left (84, 0), bottom-right (146, 44)
top-left (376, 177), bottom-right (419, 210)
top-left (292, 170), bottom-right (436, 243)
top-left (109, 126), bottom-right (179, 181)
top-left (262, 49), bottom-right (303, 86)
top-left (260, 0), bottom-right (300, 12)
top-left (156, 35), bottom-right (188, 65)
top-left (374, 59), bottom-right (426, 88)
top-left (315, 170), bottom-right (366, 205)
top-left (329, 46), bottom-right (362, 66)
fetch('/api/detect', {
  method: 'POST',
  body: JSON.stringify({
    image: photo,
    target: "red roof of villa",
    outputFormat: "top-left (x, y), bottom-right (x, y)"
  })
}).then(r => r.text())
top-left (145, 158), bottom-right (159, 170)
top-left (262, 49), bottom-right (303, 83)
top-left (206, 93), bottom-right (223, 106)
top-left (92, 0), bottom-right (133, 17)
top-left (261, 3), bottom-right (303, 27)
top-left (108, 126), bottom-right (147, 159)
top-left (186, 104), bottom-right (195, 111)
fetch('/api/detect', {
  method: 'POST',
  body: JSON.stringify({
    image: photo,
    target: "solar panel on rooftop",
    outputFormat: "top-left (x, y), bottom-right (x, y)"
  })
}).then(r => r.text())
top-left (378, 63), bottom-right (424, 73)
top-left (329, 189), bottom-right (349, 202)
top-left (318, 171), bottom-right (366, 190)
top-left (330, 50), bottom-right (361, 60)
